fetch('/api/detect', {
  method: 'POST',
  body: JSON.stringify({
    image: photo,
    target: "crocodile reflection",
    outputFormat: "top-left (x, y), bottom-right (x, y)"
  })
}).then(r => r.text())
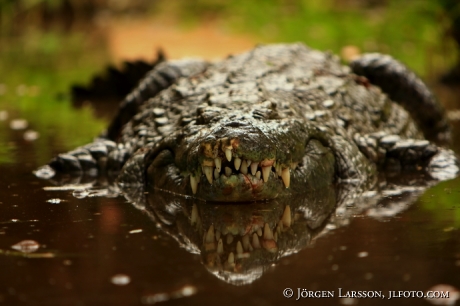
top-left (120, 173), bottom-right (436, 286)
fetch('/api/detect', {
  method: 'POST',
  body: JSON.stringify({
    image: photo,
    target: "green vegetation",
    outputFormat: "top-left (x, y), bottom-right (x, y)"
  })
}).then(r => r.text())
top-left (0, 30), bottom-right (108, 165)
top-left (420, 176), bottom-right (460, 228)
top-left (158, 0), bottom-right (458, 77)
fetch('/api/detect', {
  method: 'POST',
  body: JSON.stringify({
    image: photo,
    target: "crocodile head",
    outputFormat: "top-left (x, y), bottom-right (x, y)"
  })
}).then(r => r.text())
top-left (117, 44), bottom-right (376, 202)
top-left (139, 99), bottom-right (337, 202)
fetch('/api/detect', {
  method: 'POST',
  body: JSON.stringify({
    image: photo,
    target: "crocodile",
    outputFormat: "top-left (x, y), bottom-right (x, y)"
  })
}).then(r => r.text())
top-left (36, 43), bottom-right (459, 202)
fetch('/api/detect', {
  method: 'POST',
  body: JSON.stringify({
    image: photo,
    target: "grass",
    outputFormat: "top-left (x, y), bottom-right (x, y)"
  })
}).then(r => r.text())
top-left (154, 0), bottom-right (458, 77)
top-left (0, 29), bottom-right (108, 165)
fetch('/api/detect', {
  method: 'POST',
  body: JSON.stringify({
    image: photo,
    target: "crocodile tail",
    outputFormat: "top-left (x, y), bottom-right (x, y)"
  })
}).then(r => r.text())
top-left (350, 54), bottom-right (451, 144)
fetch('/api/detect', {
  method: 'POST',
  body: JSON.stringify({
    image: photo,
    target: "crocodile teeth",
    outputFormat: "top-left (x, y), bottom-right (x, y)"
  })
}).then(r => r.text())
top-left (263, 223), bottom-right (274, 240)
top-left (217, 238), bottom-right (223, 254)
top-left (234, 157), bottom-right (241, 170)
top-left (276, 164), bottom-right (282, 177)
top-left (240, 160), bottom-right (248, 174)
top-left (257, 228), bottom-right (262, 237)
top-left (226, 233), bottom-right (234, 244)
top-left (214, 168), bottom-right (219, 179)
top-left (203, 166), bottom-right (213, 184)
top-left (191, 204), bottom-right (198, 225)
top-left (255, 171), bottom-right (261, 179)
top-left (190, 175), bottom-right (198, 194)
top-left (205, 241), bottom-right (216, 252)
top-left (282, 205), bottom-right (291, 227)
top-left (214, 157), bottom-right (222, 172)
top-left (225, 167), bottom-right (232, 177)
top-left (250, 162), bottom-right (259, 175)
top-left (277, 220), bottom-right (284, 232)
top-left (247, 160), bottom-right (252, 167)
top-left (236, 241), bottom-right (243, 255)
top-left (202, 159), bottom-right (214, 167)
top-left (228, 252), bottom-right (235, 264)
top-left (252, 233), bottom-right (261, 249)
top-left (206, 225), bottom-right (215, 243)
top-left (262, 166), bottom-right (271, 182)
top-left (281, 168), bottom-right (290, 188)
top-left (215, 230), bottom-right (221, 241)
top-left (225, 148), bottom-right (232, 162)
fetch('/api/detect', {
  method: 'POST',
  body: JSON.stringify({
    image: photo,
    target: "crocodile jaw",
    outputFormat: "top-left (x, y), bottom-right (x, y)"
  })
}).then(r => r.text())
top-left (144, 118), bottom-right (336, 202)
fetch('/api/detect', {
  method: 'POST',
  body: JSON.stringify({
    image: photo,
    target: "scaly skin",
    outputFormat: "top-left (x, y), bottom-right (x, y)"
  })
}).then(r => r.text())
top-left (38, 43), bottom-right (459, 202)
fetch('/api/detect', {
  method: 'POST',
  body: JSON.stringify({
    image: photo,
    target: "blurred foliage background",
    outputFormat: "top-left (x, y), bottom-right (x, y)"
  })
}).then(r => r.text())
top-left (2, 0), bottom-right (460, 75)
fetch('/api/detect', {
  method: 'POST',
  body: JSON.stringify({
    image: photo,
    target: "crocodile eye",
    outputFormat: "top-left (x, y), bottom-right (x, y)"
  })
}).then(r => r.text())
top-left (252, 108), bottom-right (281, 120)
top-left (252, 109), bottom-right (268, 120)
top-left (224, 121), bottom-right (250, 128)
top-left (196, 107), bottom-right (222, 125)
top-left (252, 100), bottom-right (282, 120)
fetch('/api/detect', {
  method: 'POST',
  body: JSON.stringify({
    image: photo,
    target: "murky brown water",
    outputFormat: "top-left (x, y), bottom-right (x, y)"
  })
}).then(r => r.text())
top-left (1, 20), bottom-right (460, 306)
top-left (1, 148), bottom-right (459, 306)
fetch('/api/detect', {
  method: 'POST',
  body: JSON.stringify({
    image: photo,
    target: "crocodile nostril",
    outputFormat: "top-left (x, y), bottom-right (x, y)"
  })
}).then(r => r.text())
top-left (225, 121), bottom-right (250, 128)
